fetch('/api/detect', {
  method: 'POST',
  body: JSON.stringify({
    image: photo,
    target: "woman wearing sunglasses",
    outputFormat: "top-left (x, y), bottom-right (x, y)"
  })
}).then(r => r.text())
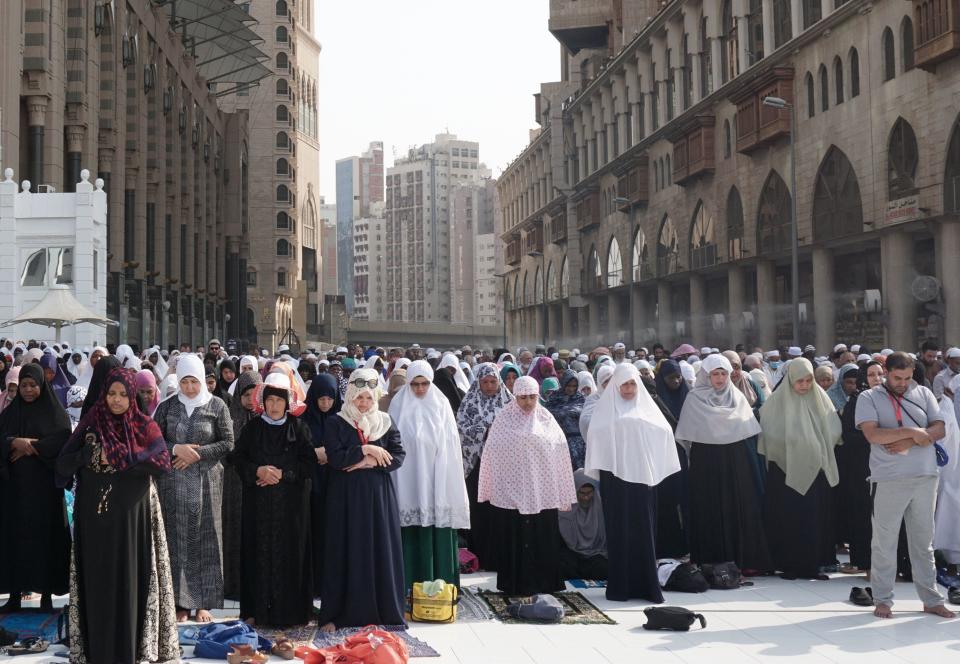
top-left (317, 368), bottom-right (406, 633)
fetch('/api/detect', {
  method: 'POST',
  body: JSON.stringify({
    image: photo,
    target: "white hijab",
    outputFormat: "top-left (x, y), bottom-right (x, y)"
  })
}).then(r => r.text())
top-left (116, 344), bottom-right (142, 371)
top-left (65, 351), bottom-right (89, 381)
top-left (338, 367), bottom-right (393, 441)
top-left (175, 354), bottom-right (213, 417)
top-left (388, 360), bottom-right (470, 529)
top-left (675, 354), bottom-right (762, 445)
top-left (143, 346), bottom-right (169, 381)
top-left (438, 352), bottom-right (471, 393)
top-left (74, 346), bottom-right (109, 388)
top-left (585, 364), bottom-right (681, 486)
top-left (579, 364), bottom-right (615, 439)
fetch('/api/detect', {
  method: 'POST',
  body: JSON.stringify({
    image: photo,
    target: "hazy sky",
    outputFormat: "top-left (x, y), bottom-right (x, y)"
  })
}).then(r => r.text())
top-left (316, 1), bottom-right (558, 204)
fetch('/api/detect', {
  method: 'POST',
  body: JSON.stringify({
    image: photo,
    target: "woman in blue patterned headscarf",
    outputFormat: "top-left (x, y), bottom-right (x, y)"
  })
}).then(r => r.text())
top-left (545, 369), bottom-right (587, 470)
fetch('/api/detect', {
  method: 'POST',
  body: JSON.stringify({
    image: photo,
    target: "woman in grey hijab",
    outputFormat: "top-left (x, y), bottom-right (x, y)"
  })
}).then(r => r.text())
top-left (557, 470), bottom-right (608, 581)
top-left (675, 354), bottom-right (772, 573)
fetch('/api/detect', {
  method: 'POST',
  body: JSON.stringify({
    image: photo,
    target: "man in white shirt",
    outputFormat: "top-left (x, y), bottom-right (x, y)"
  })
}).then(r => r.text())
top-left (932, 347), bottom-right (960, 399)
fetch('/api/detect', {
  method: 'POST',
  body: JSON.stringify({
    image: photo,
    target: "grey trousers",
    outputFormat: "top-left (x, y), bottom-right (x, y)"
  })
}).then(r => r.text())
top-left (870, 475), bottom-right (944, 608)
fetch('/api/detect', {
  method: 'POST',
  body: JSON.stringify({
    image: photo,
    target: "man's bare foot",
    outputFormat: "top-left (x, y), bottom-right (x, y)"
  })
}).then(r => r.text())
top-left (176, 609), bottom-right (189, 622)
top-left (320, 622), bottom-right (336, 633)
top-left (874, 604), bottom-right (893, 619)
top-left (924, 604), bottom-right (955, 618)
top-left (195, 609), bottom-right (214, 623)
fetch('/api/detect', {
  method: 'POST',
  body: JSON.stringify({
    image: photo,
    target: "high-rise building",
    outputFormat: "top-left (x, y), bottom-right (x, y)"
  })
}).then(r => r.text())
top-left (384, 134), bottom-right (490, 323)
top-left (319, 197), bottom-right (338, 301)
top-left (335, 141), bottom-right (384, 312)
top-left (0, 0), bottom-right (269, 348)
top-left (219, 0), bottom-right (321, 350)
top-left (450, 179), bottom-right (502, 326)
top-left (352, 203), bottom-right (386, 321)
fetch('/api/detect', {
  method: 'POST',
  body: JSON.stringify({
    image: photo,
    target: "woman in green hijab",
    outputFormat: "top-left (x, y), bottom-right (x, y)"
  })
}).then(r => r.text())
top-left (539, 377), bottom-right (560, 405)
top-left (758, 358), bottom-right (842, 580)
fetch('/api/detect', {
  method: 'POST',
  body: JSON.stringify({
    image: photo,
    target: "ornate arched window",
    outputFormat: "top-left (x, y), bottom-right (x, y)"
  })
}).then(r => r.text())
top-left (882, 27), bottom-right (895, 81)
top-left (560, 257), bottom-right (570, 298)
top-left (819, 64), bottom-right (829, 112)
top-left (944, 115), bottom-right (960, 213)
top-left (902, 16), bottom-right (915, 72)
top-left (727, 187), bottom-right (745, 260)
top-left (888, 117), bottom-right (919, 199)
top-left (546, 262), bottom-right (556, 300)
top-left (834, 56), bottom-right (844, 104)
top-left (276, 78), bottom-right (288, 95)
top-left (724, 119), bottom-right (732, 157)
top-left (523, 271), bottom-right (531, 306)
top-left (276, 52), bottom-right (288, 69)
top-left (276, 184), bottom-right (289, 202)
top-left (721, 0), bottom-right (738, 83)
top-left (756, 171), bottom-right (792, 253)
top-left (276, 26), bottom-right (288, 42)
top-left (276, 211), bottom-right (290, 229)
top-left (690, 202), bottom-right (717, 269)
top-left (606, 236), bottom-right (623, 288)
top-left (773, 0), bottom-right (791, 48)
top-left (276, 105), bottom-right (288, 122)
top-left (805, 72), bottom-right (815, 118)
top-left (813, 146), bottom-right (863, 241)
top-left (631, 227), bottom-right (647, 281)
top-left (276, 131), bottom-right (289, 148)
top-left (587, 245), bottom-right (601, 292)
top-left (657, 216), bottom-right (679, 276)
top-left (849, 47), bottom-right (860, 96)
top-left (534, 267), bottom-right (543, 304)
top-left (276, 158), bottom-right (289, 175)
top-left (276, 239), bottom-right (290, 256)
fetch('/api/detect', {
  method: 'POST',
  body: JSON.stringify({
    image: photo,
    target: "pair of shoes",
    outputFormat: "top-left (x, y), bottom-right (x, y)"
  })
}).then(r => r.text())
top-left (937, 568), bottom-right (960, 589)
top-left (4, 637), bottom-right (48, 656)
top-left (227, 645), bottom-right (269, 664)
top-left (849, 586), bottom-right (873, 607)
top-left (948, 587), bottom-right (960, 605)
top-left (272, 639), bottom-right (296, 660)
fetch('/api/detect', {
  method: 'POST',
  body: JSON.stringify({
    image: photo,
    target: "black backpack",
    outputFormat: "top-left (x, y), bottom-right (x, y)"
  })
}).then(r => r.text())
top-left (700, 561), bottom-right (749, 590)
top-left (664, 562), bottom-right (709, 593)
top-left (642, 606), bottom-right (707, 631)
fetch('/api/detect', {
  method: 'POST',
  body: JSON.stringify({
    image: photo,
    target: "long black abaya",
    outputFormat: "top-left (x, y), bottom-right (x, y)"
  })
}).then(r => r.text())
top-left (764, 464), bottom-right (835, 578)
top-left (318, 416), bottom-right (406, 628)
top-left (600, 471), bottom-right (663, 603)
top-left (837, 391), bottom-right (873, 570)
top-left (233, 417), bottom-right (315, 627)
top-left (432, 370), bottom-right (464, 415)
top-left (688, 440), bottom-right (773, 572)
top-left (486, 505), bottom-right (564, 596)
top-left (0, 363), bottom-right (71, 597)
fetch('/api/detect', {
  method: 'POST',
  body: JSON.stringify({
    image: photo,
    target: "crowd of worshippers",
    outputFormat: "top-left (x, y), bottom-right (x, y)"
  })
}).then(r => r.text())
top-left (0, 336), bottom-right (959, 662)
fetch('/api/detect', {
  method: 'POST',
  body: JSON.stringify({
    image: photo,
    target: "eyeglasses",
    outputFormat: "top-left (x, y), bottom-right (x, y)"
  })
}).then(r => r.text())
top-left (350, 378), bottom-right (379, 389)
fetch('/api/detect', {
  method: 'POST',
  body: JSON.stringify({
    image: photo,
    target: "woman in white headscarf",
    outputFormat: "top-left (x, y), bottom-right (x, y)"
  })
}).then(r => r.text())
top-left (318, 368), bottom-right (405, 632)
top-left (577, 371), bottom-right (597, 397)
top-left (438, 352), bottom-right (471, 393)
top-left (478, 376), bottom-right (576, 595)
top-left (65, 350), bottom-right (89, 383)
top-left (152, 354), bottom-right (235, 622)
top-left (578, 363), bottom-right (615, 439)
top-left (585, 364), bottom-right (680, 602)
top-left (758, 358), bottom-right (842, 580)
top-left (675, 354), bottom-right (772, 573)
top-left (142, 346), bottom-right (169, 381)
top-left (115, 344), bottom-right (142, 371)
top-left (389, 361), bottom-right (470, 590)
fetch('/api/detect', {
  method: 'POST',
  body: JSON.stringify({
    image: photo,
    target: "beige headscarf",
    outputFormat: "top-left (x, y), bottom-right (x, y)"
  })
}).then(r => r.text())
top-left (338, 367), bottom-right (393, 441)
top-left (758, 358), bottom-right (842, 495)
top-left (379, 370), bottom-right (407, 412)
top-left (723, 350), bottom-right (757, 407)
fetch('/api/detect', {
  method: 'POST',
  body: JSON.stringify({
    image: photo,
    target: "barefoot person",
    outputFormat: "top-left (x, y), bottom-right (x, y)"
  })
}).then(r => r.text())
top-left (856, 351), bottom-right (955, 619)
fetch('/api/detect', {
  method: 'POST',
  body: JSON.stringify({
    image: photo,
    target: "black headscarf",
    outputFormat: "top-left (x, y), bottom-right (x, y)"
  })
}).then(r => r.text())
top-left (0, 363), bottom-right (72, 477)
top-left (81, 355), bottom-right (121, 417)
top-left (432, 367), bottom-right (464, 414)
top-left (857, 360), bottom-right (883, 393)
top-left (229, 370), bottom-right (262, 439)
top-left (217, 359), bottom-right (237, 395)
top-left (643, 374), bottom-right (678, 430)
top-left (302, 373), bottom-right (342, 446)
top-left (655, 359), bottom-right (689, 421)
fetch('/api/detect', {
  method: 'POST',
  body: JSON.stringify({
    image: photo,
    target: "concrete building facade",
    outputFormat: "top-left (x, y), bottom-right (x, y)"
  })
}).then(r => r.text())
top-left (352, 205), bottom-right (386, 321)
top-left (384, 133), bottom-right (491, 323)
top-left (320, 198), bottom-right (338, 299)
top-left (0, 0), bottom-right (269, 349)
top-left (500, 0), bottom-right (960, 353)
top-left (219, 0), bottom-right (321, 351)
top-left (451, 179), bottom-right (502, 327)
top-left (336, 141), bottom-right (384, 313)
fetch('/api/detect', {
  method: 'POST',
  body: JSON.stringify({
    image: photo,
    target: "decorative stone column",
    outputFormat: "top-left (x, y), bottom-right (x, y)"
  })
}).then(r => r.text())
top-left (65, 125), bottom-right (86, 192)
top-left (27, 96), bottom-right (48, 188)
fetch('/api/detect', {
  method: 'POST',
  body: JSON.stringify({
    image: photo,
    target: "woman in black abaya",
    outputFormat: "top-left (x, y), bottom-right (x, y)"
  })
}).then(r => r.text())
top-left (300, 373), bottom-right (342, 597)
top-left (0, 363), bottom-right (72, 611)
top-left (56, 367), bottom-right (178, 664)
top-left (233, 373), bottom-right (316, 627)
top-left (318, 368), bottom-right (405, 631)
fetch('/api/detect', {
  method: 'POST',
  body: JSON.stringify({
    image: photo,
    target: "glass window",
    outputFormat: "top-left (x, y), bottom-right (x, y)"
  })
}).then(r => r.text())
top-left (20, 247), bottom-right (73, 287)
top-left (20, 249), bottom-right (46, 287)
top-left (882, 27), bottom-right (895, 82)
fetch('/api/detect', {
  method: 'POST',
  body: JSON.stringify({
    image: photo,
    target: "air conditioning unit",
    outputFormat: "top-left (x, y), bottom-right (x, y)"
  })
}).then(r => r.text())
top-left (864, 289), bottom-right (882, 313)
top-left (37, 184), bottom-right (57, 193)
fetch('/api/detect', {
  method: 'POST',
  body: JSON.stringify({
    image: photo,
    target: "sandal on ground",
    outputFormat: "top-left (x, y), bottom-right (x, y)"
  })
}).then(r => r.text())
top-left (5, 637), bottom-right (49, 656)
top-left (839, 564), bottom-right (861, 574)
top-left (849, 586), bottom-right (873, 607)
top-left (227, 645), bottom-right (256, 664)
top-left (272, 638), bottom-right (296, 660)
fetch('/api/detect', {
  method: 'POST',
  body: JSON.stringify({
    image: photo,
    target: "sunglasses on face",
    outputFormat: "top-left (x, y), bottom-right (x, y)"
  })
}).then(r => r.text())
top-left (350, 378), bottom-right (379, 389)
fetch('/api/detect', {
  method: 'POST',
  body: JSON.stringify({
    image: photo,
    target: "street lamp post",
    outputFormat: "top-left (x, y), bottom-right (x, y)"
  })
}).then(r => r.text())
top-left (614, 196), bottom-right (635, 350)
top-left (762, 95), bottom-right (800, 347)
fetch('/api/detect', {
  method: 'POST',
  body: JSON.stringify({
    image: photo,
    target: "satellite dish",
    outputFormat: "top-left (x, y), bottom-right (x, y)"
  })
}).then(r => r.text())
top-left (911, 275), bottom-right (941, 302)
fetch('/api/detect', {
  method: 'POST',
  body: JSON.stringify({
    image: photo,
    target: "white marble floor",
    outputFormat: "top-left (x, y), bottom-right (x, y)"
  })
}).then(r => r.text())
top-left (4, 571), bottom-right (959, 663)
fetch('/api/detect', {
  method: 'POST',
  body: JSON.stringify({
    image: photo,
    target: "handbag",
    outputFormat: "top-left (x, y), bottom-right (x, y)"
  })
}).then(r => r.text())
top-left (458, 548), bottom-right (479, 574)
top-left (664, 562), bottom-right (709, 593)
top-left (700, 562), bottom-right (747, 590)
top-left (296, 626), bottom-right (408, 664)
top-left (642, 606), bottom-right (707, 631)
top-left (505, 594), bottom-right (565, 623)
top-left (409, 581), bottom-right (459, 623)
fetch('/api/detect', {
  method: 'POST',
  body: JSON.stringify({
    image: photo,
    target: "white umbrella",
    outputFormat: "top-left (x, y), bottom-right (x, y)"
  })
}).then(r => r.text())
top-left (0, 285), bottom-right (118, 343)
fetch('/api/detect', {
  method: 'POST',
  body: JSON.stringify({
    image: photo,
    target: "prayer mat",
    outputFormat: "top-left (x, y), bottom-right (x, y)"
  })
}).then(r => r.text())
top-left (312, 625), bottom-right (440, 658)
top-left (478, 590), bottom-right (617, 625)
top-left (566, 578), bottom-right (608, 589)
top-left (257, 623), bottom-right (318, 648)
top-left (0, 609), bottom-right (63, 643)
top-left (455, 587), bottom-right (496, 622)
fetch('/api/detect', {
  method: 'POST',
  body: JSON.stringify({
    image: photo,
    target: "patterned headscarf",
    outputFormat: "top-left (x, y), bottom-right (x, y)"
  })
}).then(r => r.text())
top-left (61, 368), bottom-right (170, 482)
top-left (456, 362), bottom-right (514, 477)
